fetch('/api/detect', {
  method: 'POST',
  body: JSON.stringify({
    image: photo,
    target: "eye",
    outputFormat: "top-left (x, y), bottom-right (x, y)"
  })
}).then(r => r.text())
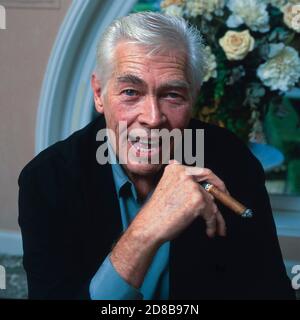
top-left (166, 92), bottom-right (180, 98)
top-left (122, 89), bottom-right (138, 97)
top-left (165, 92), bottom-right (185, 100)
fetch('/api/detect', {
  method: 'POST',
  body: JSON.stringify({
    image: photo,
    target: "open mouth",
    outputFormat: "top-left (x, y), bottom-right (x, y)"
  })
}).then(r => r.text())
top-left (128, 135), bottom-right (162, 155)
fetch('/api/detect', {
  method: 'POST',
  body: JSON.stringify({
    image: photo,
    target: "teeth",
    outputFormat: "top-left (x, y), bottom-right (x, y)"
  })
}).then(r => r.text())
top-left (128, 138), bottom-right (160, 148)
top-left (141, 141), bottom-right (159, 147)
top-left (131, 141), bottom-right (159, 152)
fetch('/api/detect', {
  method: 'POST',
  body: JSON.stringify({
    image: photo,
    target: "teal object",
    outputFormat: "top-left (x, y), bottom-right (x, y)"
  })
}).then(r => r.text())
top-left (249, 142), bottom-right (284, 172)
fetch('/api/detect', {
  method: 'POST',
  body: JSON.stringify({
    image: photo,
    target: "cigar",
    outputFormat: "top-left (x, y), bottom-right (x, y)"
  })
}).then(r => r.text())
top-left (201, 182), bottom-right (253, 218)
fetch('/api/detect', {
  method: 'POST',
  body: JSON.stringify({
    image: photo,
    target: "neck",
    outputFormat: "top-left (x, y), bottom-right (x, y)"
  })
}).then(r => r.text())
top-left (127, 169), bottom-right (164, 201)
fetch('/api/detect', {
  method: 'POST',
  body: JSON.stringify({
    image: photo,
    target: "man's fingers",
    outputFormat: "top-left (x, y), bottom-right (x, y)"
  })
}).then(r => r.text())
top-left (216, 211), bottom-right (226, 237)
top-left (205, 215), bottom-right (217, 238)
top-left (205, 210), bottom-right (226, 238)
top-left (185, 166), bottom-right (229, 195)
top-left (203, 194), bottom-right (226, 238)
top-left (165, 164), bottom-right (227, 239)
top-left (204, 200), bottom-right (219, 238)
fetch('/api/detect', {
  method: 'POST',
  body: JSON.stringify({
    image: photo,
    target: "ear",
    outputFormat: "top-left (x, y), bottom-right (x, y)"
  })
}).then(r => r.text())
top-left (91, 73), bottom-right (104, 114)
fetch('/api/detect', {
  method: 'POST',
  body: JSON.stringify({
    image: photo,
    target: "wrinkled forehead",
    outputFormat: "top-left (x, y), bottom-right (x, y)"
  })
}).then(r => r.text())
top-left (111, 41), bottom-right (189, 80)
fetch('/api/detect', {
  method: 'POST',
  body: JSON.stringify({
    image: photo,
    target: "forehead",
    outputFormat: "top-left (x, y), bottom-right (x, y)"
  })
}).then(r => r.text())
top-left (112, 41), bottom-right (189, 82)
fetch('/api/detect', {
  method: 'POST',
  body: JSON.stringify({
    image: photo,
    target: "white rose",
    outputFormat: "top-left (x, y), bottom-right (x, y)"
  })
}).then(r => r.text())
top-left (163, 4), bottom-right (184, 17)
top-left (226, 0), bottom-right (270, 33)
top-left (219, 30), bottom-right (255, 60)
top-left (160, 0), bottom-right (185, 8)
top-left (282, 3), bottom-right (300, 33)
top-left (257, 44), bottom-right (300, 91)
top-left (185, 0), bottom-right (226, 19)
top-left (160, 0), bottom-right (185, 17)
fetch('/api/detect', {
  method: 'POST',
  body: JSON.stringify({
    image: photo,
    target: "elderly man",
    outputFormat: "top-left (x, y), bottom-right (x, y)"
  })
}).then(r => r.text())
top-left (18, 12), bottom-right (294, 300)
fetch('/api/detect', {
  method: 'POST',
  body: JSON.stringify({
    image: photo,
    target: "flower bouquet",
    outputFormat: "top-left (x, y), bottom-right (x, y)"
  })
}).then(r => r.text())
top-left (160, 0), bottom-right (300, 143)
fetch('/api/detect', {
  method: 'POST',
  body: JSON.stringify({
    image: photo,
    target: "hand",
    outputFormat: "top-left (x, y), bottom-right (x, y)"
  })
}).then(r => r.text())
top-left (131, 160), bottom-right (227, 244)
top-left (110, 161), bottom-right (227, 289)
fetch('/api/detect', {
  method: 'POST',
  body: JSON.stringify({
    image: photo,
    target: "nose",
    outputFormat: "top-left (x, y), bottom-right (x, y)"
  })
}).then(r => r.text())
top-left (138, 96), bottom-right (166, 128)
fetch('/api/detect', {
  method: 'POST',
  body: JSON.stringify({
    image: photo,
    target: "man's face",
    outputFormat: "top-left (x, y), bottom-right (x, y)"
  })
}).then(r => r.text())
top-left (93, 41), bottom-right (193, 177)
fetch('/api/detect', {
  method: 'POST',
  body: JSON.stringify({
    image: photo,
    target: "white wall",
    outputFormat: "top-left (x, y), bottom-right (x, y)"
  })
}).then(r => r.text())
top-left (0, 0), bottom-right (71, 232)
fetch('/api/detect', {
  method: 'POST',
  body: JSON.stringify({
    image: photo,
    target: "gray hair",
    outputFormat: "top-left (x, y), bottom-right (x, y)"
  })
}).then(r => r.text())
top-left (96, 12), bottom-right (207, 97)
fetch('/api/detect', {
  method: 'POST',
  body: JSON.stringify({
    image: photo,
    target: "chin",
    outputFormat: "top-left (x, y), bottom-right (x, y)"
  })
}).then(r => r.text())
top-left (124, 162), bottom-right (164, 177)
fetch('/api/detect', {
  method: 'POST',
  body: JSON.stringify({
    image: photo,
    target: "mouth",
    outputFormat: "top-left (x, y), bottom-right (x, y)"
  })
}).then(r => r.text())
top-left (128, 135), bottom-right (162, 157)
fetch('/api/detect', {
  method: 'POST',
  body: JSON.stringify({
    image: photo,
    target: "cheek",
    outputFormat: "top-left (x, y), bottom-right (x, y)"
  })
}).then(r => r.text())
top-left (104, 100), bottom-right (136, 129)
top-left (165, 106), bottom-right (192, 128)
top-left (111, 97), bottom-right (140, 121)
top-left (106, 107), bottom-right (139, 144)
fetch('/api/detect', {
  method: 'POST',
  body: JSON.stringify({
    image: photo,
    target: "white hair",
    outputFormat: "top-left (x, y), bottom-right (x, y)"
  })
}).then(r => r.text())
top-left (96, 12), bottom-right (207, 97)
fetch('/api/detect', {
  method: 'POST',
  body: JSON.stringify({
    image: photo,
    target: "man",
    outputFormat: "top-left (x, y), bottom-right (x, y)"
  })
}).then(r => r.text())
top-left (18, 12), bottom-right (295, 300)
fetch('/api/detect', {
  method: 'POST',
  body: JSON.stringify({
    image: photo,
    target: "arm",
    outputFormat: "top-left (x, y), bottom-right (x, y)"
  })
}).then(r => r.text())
top-left (89, 254), bottom-right (143, 300)
top-left (18, 157), bottom-right (226, 299)
top-left (109, 163), bottom-right (227, 289)
top-left (19, 163), bottom-right (145, 300)
top-left (18, 163), bottom-right (91, 299)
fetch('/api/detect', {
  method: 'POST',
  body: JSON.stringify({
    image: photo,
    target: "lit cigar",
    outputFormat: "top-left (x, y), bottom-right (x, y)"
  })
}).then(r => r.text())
top-left (201, 182), bottom-right (253, 218)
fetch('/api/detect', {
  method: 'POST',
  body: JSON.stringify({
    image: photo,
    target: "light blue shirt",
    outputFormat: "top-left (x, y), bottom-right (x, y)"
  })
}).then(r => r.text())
top-left (89, 142), bottom-right (169, 300)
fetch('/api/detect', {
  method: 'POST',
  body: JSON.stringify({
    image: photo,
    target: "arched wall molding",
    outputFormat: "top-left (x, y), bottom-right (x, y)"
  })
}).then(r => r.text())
top-left (36, 0), bottom-right (137, 154)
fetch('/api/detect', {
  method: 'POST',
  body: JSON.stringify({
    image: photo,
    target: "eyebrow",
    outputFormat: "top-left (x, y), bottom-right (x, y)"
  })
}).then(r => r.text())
top-left (158, 80), bottom-right (190, 91)
top-left (116, 74), bottom-right (146, 86)
top-left (116, 74), bottom-right (190, 91)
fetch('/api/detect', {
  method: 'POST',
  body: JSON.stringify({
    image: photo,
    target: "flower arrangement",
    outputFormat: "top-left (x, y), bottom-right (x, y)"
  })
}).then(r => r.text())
top-left (160, 0), bottom-right (300, 143)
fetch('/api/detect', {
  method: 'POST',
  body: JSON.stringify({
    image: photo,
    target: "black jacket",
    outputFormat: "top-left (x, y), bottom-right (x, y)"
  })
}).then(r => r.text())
top-left (18, 116), bottom-right (295, 299)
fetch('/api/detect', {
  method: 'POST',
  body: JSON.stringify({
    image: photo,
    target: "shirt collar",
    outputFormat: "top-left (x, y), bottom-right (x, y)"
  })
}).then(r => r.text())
top-left (107, 136), bottom-right (139, 201)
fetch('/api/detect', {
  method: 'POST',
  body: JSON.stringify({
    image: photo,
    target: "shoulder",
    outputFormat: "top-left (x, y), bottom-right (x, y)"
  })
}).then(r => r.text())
top-left (189, 117), bottom-right (249, 150)
top-left (189, 118), bottom-right (265, 185)
top-left (18, 116), bottom-right (105, 185)
top-left (18, 116), bottom-right (107, 228)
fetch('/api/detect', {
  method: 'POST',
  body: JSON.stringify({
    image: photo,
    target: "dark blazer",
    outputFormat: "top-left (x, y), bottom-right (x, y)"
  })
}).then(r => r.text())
top-left (18, 116), bottom-right (295, 299)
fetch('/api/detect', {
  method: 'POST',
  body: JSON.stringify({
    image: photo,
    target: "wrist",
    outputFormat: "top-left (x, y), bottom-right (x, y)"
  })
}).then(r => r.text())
top-left (110, 225), bottom-right (159, 289)
top-left (128, 205), bottom-right (166, 248)
top-left (127, 223), bottom-right (161, 251)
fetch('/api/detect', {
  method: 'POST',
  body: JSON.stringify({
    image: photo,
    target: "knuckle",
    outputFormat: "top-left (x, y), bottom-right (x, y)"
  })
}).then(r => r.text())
top-left (212, 203), bottom-right (218, 213)
top-left (205, 168), bottom-right (212, 175)
top-left (166, 163), bottom-right (175, 171)
top-left (220, 181), bottom-right (226, 191)
top-left (164, 164), bottom-right (172, 174)
top-left (206, 216), bottom-right (216, 229)
top-left (165, 163), bottom-right (180, 174)
top-left (208, 193), bottom-right (214, 201)
top-left (190, 182), bottom-right (200, 193)
top-left (191, 192), bottom-right (203, 207)
top-left (180, 170), bottom-right (189, 181)
top-left (196, 191), bottom-right (204, 203)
